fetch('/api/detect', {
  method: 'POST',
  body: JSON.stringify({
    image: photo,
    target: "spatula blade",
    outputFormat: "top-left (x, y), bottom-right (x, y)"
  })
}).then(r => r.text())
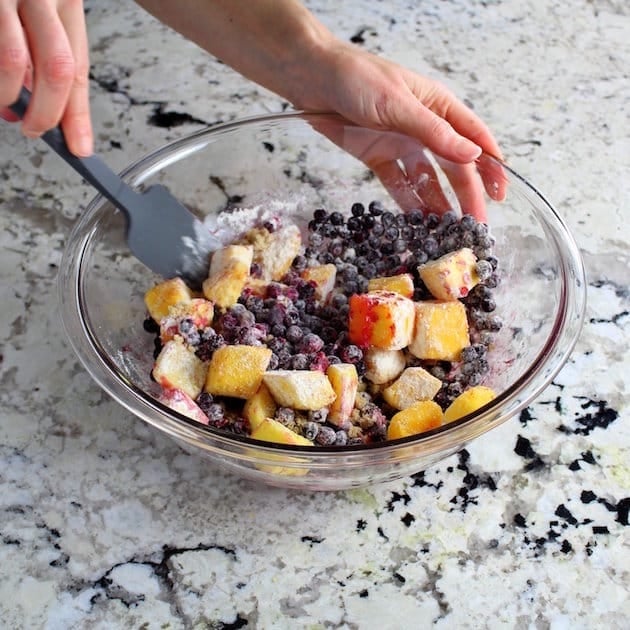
top-left (125, 183), bottom-right (219, 289)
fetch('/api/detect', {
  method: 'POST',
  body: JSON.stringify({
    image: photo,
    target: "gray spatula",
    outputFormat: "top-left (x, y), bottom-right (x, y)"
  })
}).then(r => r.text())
top-left (9, 87), bottom-right (219, 289)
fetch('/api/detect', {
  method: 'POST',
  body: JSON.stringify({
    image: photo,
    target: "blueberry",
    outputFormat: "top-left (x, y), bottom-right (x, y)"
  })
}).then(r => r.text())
top-left (340, 344), bottom-right (363, 364)
top-left (408, 210), bottom-right (424, 225)
top-left (286, 325), bottom-right (304, 343)
top-left (303, 421), bottom-right (320, 441)
top-left (299, 333), bottom-right (324, 354)
top-left (291, 353), bottom-right (310, 370)
top-left (381, 211), bottom-right (395, 227)
top-left (368, 200), bottom-right (384, 216)
top-left (315, 425), bottom-right (337, 446)
top-left (351, 202), bottom-right (365, 216)
top-left (347, 216), bottom-right (362, 231)
top-left (309, 408), bottom-right (329, 423)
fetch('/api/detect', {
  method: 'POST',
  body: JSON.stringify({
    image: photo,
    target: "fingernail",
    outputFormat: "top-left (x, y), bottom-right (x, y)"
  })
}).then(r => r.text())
top-left (74, 135), bottom-right (93, 157)
top-left (456, 138), bottom-right (482, 161)
top-left (22, 126), bottom-right (42, 139)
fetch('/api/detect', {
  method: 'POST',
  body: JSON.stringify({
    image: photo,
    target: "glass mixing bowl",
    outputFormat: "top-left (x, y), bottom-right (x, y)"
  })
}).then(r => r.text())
top-left (58, 112), bottom-right (586, 490)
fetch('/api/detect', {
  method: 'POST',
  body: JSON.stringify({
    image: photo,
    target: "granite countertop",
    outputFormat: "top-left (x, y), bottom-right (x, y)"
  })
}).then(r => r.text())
top-left (1, 1), bottom-right (628, 628)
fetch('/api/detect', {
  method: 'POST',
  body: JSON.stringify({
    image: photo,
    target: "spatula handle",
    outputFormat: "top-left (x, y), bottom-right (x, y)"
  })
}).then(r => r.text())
top-left (8, 86), bottom-right (135, 217)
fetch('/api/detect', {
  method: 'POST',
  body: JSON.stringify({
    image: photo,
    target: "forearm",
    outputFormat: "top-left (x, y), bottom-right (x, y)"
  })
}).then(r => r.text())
top-left (134, 0), bottom-right (339, 109)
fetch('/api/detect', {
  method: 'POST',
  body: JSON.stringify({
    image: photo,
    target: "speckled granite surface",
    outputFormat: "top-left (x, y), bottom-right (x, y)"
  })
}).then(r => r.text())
top-left (0, 1), bottom-right (628, 628)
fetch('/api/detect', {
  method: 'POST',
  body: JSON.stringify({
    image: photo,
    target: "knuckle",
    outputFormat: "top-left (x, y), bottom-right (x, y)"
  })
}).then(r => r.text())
top-left (428, 115), bottom-right (452, 140)
top-left (0, 46), bottom-right (29, 78)
top-left (41, 53), bottom-right (76, 88)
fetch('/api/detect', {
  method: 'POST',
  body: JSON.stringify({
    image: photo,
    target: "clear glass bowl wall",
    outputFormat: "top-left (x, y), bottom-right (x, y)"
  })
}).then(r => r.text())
top-left (59, 113), bottom-right (586, 490)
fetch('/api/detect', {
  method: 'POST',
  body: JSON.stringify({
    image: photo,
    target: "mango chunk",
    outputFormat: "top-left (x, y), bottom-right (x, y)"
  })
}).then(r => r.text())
top-left (205, 344), bottom-right (272, 399)
top-left (443, 386), bottom-right (497, 423)
top-left (382, 367), bottom-right (442, 410)
top-left (250, 417), bottom-right (313, 446)
top-left (263, 370), bottom-right (336, 410)
top-left (367, 273), bottom-right (414, 298)
top-left (348, 290), bottom-right (415, 350)
top-left (251, 418), bottom-right (313, 476)
top-left (144, 277), bottom-right (193, 322)
top-left (243, 383), bottom-right (277, 431)
top-left (386, 400), bottom-right (444, 440)
top-left (408, 300), bottom-right (470, 361)
top-left (418, 247), bottom-right (479, 301)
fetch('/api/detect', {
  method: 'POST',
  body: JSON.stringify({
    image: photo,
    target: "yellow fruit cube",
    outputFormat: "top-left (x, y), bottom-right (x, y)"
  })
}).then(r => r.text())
top-left (326, 363), bottom-right (359, 426)
top-left (250, 417), bottom-right (313, 446)
top-left (301, 264), bottom-right (337, 303)
top-left (386, 400), bottom-right (444, 440)
top-left (250, 418), bottom-right (313, 475)
top-left (152, 339), bottom-right (207, 400)
top-left (348, 290), bottom-right (415, 350)
top-left (382, 367), bottom-right (443, 410)
top-left (443, 386), bottom-right (497, 423)
top-left (418, 247), bottom-right (479, 301)
top-left (144, 277), bottom-right (193, 322)
top-left (202, 244), bottom-right (253, 309)
top-left (367, 273), bottom-right (414, 298)
top-left (263, 370), bottom-right (336, 410)
top-left (205, 344), bottom-right (272, 399)
top-left (243, 383), bottom-right (277, 431)
top-left (408, 300), bottom-right (470, 361)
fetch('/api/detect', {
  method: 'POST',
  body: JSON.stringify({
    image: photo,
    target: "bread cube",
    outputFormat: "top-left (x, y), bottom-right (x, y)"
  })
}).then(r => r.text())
top-left (301, 264), bottom-right (337, 303)
top-left (152, 339), bottom-right (207, 400)
top-left (386, 401), bottom-right (443, 440)
top-left (382, 367), bottom-right (443, 410)
top-left (408, 300), bottom-right (470, 361)
top-left (326, 363), bottom-right (359, 427)
top-left (158, 388), bottom-right (209, 425)
top-left (367, 273), bottom-right (414, 298)
top-left (263, 370), bottom-right (336, 410)
top-left (243, 383), bottom-right (277, 431)
top-left (443, 386), bottom-right (496, 423)
top-left (363, 348), bottom-right (406, 385)
top-left (348, 290), bottom-right (415, 350)
top-left (205, 344), bottom-right (272, 399)
top-left (243, 224), bottom-right (302, 281)
top-left (418, 247), bottom-right (479, 301)
top-left (203, 244), bottom-right (253, 309)
top-left (144, 277), bottom-right (193, 322)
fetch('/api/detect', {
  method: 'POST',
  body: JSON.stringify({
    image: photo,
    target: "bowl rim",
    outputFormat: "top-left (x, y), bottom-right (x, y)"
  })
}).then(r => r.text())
top-left (59, 110), bottom-right (587, 457)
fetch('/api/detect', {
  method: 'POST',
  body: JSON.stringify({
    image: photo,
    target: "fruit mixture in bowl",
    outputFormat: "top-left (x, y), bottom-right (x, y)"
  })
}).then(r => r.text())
top-left (144, 200), bottom-right (501, 447)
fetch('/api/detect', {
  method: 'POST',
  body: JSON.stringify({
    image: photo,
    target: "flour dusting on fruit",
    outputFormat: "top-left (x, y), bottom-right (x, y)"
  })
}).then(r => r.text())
top-left (142, 202), bottom-right (501, 445)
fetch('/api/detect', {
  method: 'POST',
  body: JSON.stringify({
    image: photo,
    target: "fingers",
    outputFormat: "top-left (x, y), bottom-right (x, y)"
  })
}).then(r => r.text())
top-left (439, 93), bottom-right (504, 162)
top-left (0, 4), bottom-right (30, 118)
top-left (1, 0), bottom-right (92, 156)
top-left (58, 0), bottom-right (92, 155)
